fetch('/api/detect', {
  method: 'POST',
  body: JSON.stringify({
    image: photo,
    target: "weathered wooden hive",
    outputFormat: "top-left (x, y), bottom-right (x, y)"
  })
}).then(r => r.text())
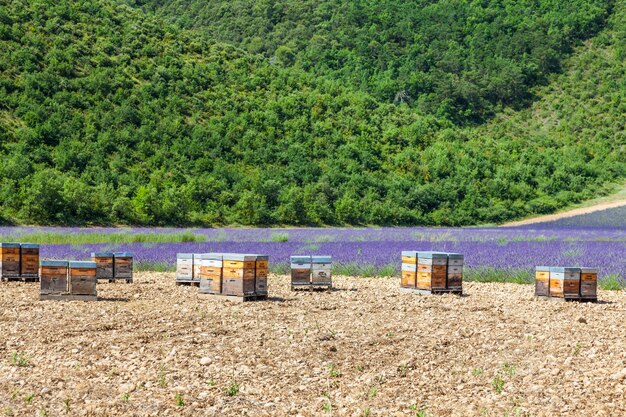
top-left (311, 255), bottom-right (332, 286)
top-left (69, 261), bottom-right (97, 296)
top-left (176, 253), bottom-right (194, 282)
top-left (535, 266), bottom-right (550, 297)
top-left (113, 252), bottom-right (133, 281)
top-left (20, 243), bottom-right (40, 278)
top-left (549, 267), bottom-right (580, 298)
top-left (290, 255), bottom-right (311, 288)
top-left (416, 252), bottom-right (448, 291)
top-left (401, 251), bottom-right (417, 288)
top-left (0, 243), bottom-right (21, 279)
top-left (222, 253), bottom-right (256, 296)
top-left (40, 260), bottom-right (69, 294)
top-left (199, 253), bottom-right (223, 295)
top-left (254, 255), bottom-right (269, 295)
top-left (92, 252), bottom-right (114, 280)
top-left (446, 252), bottom-right (464, 290)
top-left (580, 267), bottom-right (597, 298)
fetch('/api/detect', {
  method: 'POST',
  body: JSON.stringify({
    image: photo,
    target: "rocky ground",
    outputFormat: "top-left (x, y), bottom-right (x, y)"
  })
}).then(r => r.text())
top-left (1, 273), bottom-right (625, 416)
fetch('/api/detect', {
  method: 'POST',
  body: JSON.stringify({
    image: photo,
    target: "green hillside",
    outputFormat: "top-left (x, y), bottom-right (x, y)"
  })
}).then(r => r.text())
top-left (133, 0), bottom-right (611, 120)
top-left (0, 0), bottom-right (624, 226)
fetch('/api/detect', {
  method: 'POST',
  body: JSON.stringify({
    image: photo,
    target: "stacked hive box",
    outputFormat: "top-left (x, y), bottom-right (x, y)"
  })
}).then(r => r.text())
top-left (417, 252), bottom-right (448, 291)
top-left (176, 253), bottom-right (194, 283)
top-left (401, 251), bottom-right (417, 288)
top-left (222, 254), bottom-right (256, 296)
top-left (92, 252), bottom-right (114, 280)
top-left (535, 266), bottom-right (597, 301)
top-left (580, 268), bottom-right (598, 298)
top-left (69, 261), bottom-right (97, 296)
top-left (0, 243), bottom-right (21, 280)
top-left (447, 253), bottom-right (464, 290)
top-left (20, 244), bottom-right (40, 279)
top-left (311, 256), bottom-right (332, 287)
top-left (113, 252), bottom-right (133, 282)
top-left (290, 256), bottom-right (312, 289)
top-left (400, 251), bottom-right (463, 294)
top-left (254, 255), bottom-right (269, 296)
top-left (193, 254), bottom-right (205, 283)
top-left (40, 260), bottom-right (69, 294)
top-left (199, 253), bottom-right (222, 294)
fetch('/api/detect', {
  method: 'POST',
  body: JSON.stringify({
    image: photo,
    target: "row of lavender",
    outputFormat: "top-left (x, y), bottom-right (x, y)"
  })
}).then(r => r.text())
top-left (1, 206), bottom-right (624, 283)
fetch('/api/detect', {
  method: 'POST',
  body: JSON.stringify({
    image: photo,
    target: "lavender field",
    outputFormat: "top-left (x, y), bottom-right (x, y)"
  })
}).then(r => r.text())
top-left (1, 206), bottom-right (625, 287)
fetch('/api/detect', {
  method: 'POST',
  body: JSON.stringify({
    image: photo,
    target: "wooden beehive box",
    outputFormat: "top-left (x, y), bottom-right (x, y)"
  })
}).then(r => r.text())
top-left (290, 255), bottom-right (311, 287)
top-left (535, 266), bottom-right (550, 296)
top-left (69, 261), bottom-right (97, 296)
top-left (416, 252), bottom-right (447, 290)
top-left (176, 253), bottom-right (194, 282)
top-left (446, 253), bottom-right (463, 290)
top-left (580, 267), bottom-right (598, 298)
top-left (199, 253), bottom-right (222, 294)
top-left (20, 243), bottom-right (40, 278)
top-left (193, 254), bottom-right (206, 282)
top-left (40, 260), bottom-right (69, 294)
top-left (401, 251), bottom-right (417, 288)
top-left (254, 254), bottom-right (269, 295)
top-left (113, 252), bottom-right (133, 281)
top-left (222, 254), bottom-right (256, 296)
top-left (311, 255), bottom-right (332, 286)
top-left (0, 243), bottom-right (21, 279)
top-left (549, 267), bottom-right (580, 298)
top-left (91, 252), bottom-right (114, 280)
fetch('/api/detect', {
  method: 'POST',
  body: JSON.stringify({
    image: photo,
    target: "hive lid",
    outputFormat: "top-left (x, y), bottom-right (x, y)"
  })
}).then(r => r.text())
top-left (311, 255), bottom-right (332, 263)
top-left (290, 255), bottom-right (311, 263)
top-left (69, 261), bottom-right (96, 268)
top-left (417, 251), bottom-right (448, 259)
top-left (91, 252), bottom-right (114, 257)
top-left (177, 253), bottom-right (193, 259)
top-left (580, 267), bottom-right (598, 274)
top-left (201, 253), bottom-right (223, 260)
top-left (41, 260), bottom-right (69, 267)
top-left (250, 254), bottom-right (269, 261)
top-left (222, 253), bottom-right (256, 261)
top-left (447, 253), bottom-right (464, 259)
top-left (21, 243), bottom-right (40, 249)
top-left (550, 267), bottom-right (581, 273)
top-left (0, 243), bottom-right (20, 248)
top-left (114, 252), bottom-right (133, 257)
top-left (536, 266), bottom-right (551, 272)
top-left (401, 251), bottom-right (418, 257)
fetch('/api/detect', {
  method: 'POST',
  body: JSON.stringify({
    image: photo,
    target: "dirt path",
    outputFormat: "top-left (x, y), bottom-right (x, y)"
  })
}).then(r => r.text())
top-left (1, 273), bottom-right (625, 416)
top-left (502, 199), bottom-right (626, 227)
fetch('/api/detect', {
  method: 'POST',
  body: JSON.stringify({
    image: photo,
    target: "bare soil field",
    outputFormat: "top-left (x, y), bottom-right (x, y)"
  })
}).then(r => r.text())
top-left (1, 273), bottom-right (625, 417)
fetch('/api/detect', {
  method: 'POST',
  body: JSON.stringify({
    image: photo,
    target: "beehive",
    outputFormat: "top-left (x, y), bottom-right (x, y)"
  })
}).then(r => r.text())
top-left (416, 252), bottom-right (447, 290)
top-left (311, 255), bottom-right (332, 286)
top-left (446, 253), bottom-right (463, 290)
top-left (254, 255), bottom-right (269, 295)
top-left (549, 267), bottom-right (580, 298)
top-left (176, 253), bottom-right (193, 282)
top-left (290, 255), bottom-right (311, 287)
top-left (40, 260), bottom-right (69, 294)
top-left (222, 254), bottom-right (256, 296)
top-left (20, 243), bottom-right (40, 278)
top-left (91, 252), bottom-right (114, 280)
top-left (193, 254), bottom-right (206, 282)
top-left (199, 253), bottom-right (222, 294)
top-left (400, 251), bottom-right (417, 288)
top-left (0, 243), bottom-right (21, 279)
top-left (535, 266), bottom-right (550, 297)
top-left (580, 267), bottom-right (598, 298)
top-left (113, 252), bottom-right (133, 281)
top-left (69, 261), bottom-right (97, 296)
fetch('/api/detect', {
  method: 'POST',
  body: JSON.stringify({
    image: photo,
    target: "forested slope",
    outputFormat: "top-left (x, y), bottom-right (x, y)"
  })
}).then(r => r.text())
top-left (0, 0), bottom-right (624, 226)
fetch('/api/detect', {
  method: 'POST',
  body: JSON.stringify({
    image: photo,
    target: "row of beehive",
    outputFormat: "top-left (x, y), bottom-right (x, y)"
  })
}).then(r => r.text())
top-left (40, 260), bottom-right (97, 296)
top-left (91, 252), bottom-right (134, 281)
top-left (535, 267), bottom-right (597, 298)
top-left (290, 256), bottom-right (332, 287)
top-left (0, 243), bottom-right (40, 279)
top-left (177, 253), bottom-right (268, 296)
top-left (401, 251), bottom-right (463, 291)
